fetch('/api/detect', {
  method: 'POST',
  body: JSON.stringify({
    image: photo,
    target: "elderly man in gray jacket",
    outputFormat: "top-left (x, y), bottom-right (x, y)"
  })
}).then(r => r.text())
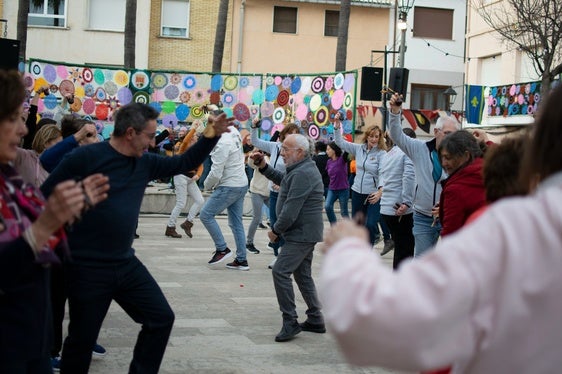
top-left (253, 133), bottom-right (325, 342)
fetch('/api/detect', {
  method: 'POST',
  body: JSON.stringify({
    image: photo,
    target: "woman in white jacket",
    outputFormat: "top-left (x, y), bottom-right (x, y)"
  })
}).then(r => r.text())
top-left (333, 113), bottom-right (387, 247)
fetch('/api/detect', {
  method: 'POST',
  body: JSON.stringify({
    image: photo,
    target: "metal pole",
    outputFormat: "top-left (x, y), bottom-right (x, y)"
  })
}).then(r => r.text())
top-left (236, 0), bottom-right (246, 74)
top-left (371, 48), bottom-right (399, 132)
top-left (399, 27), bottom-right (406, 68)
top-left (383, 45), bottom-right (388, 132)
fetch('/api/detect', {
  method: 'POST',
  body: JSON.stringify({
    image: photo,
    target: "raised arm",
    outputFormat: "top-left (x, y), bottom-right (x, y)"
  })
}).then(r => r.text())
top-left (333, 114), bottom-right (360, 155)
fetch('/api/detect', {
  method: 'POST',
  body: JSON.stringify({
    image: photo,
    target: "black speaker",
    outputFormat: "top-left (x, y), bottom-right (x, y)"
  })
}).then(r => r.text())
top-left (388, 67), bottom-right (409, 100)
top-left (0, 38), bottom-right (21, 71)
top-left (360, 66), bottom-right (383, 101)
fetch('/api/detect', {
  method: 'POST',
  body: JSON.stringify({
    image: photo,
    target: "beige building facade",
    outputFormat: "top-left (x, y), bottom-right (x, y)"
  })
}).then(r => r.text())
top-left (465, 0), bottom-right (542, 126)
top-left (227, 0), bottom-right (391, 75)
top-left (147, 0), bottom-right (393, 77)
top-left (2, 0), bottom-right (151, 68)
top-left (465, 1), bottom-right (539, 88)
top-left (2, 1), bottom-right (391, 75)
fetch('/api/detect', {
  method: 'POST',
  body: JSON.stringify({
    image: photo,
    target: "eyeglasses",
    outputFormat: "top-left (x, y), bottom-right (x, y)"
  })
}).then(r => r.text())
top-left (436, 129), bottom-right (454, 136)
top-left (136, 130), bottom-right (156, 140)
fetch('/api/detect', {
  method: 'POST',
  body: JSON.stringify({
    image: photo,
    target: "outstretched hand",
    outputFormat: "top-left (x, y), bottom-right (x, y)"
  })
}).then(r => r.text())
top-left (322, 219), bottom-right (369, 254)
top-left (389, 93), bottom-right (403, 114)
top-left (249, 151), bottom-right (266, 169)
top-left (203, 112), bottom-right (234, 138)
top-left (333, 112), bottom-right (342, 129)
top-left (75, 124), bottom-right (99, 145)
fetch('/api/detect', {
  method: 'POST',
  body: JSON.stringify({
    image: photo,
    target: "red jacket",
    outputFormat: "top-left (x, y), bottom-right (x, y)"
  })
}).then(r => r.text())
top-left (439, 157), bottom-right (486, 236)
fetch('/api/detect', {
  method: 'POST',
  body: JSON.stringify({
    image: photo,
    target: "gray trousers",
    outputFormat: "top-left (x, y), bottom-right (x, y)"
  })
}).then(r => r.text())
top-left (272, 241), bottom-right (323, 325)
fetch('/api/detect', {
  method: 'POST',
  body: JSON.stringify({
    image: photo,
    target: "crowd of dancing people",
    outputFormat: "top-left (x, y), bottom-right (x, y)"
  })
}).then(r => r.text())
top-left (2, 65), bottom-right (562, 374)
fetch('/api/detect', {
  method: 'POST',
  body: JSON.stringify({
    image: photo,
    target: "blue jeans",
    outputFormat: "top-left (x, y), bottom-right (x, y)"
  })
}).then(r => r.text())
top-left (412, 211), bottom-right (442, 257)
top-left (197, 156), bottom-right (212, 189)
top-left (325, 188), bottom-right (349, 224)
top-left (247, 191), bottom-right (269, 245)
top-left (200, 185), bottom-right (248, 262)
top-left (351, 191), bottom-right (381, 245)
top-left (269, 191), bottom-right (285, 256)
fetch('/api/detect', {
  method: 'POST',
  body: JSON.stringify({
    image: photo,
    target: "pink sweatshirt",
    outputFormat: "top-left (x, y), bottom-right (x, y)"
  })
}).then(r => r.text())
top-left (320, 172), bottom-right (562, 374)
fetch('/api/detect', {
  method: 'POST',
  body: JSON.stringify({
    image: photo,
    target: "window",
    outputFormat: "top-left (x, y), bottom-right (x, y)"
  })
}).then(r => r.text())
top-left (273, 6), bottom-right (297, 34)
top-left (410, 84), bottom-right (448, 110)
top-left (324, 10), bottom-right (339, 37)
top-left (89, 0), bottom-right (125, 31)
top-left (28, 0), bottom-right (67, 28)
top-left (161, 0), bottom-right (190, 38)
top-left (413, 7), bottom-right (453, 40)
top-left (480, 55), bottom-right (501, 86)
top-left (517, 50), bottom-right (540, 82)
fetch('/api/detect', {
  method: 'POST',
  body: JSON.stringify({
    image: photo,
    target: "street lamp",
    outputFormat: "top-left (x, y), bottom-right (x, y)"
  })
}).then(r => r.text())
top-left (443, 87), bottom-right (457, 112)
top-left (397, 0), bottom-right (415, 68)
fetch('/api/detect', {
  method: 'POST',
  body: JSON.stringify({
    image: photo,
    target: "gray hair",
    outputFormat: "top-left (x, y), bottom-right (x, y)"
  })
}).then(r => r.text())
top-left (113, 103), bottom-right (159, 137)
top-left (435, 115), bottom-right (461, 131)
top-left (292, 134), bottom-right (313, 157)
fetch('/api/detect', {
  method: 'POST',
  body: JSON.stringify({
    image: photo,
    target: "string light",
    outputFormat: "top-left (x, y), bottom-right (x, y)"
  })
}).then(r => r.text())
top-left (418, 36), bottom-right (475, 61)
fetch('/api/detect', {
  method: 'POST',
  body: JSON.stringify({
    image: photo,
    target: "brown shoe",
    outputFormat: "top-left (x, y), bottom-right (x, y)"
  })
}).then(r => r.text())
top-left (180, 220), bottom-right (193, 238)
top-left (165, 226), bottom-right (182, 238)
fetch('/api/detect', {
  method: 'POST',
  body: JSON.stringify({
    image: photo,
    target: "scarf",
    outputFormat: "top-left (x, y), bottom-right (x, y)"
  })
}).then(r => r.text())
top-left (0, 164), bottom-right (67, 265)
top-left (431, 149), bottom-right (443, 183)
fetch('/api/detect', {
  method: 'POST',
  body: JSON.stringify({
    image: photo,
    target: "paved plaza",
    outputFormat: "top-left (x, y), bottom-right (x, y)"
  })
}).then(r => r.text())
top-left (84, 212), bottom-right (409, 374)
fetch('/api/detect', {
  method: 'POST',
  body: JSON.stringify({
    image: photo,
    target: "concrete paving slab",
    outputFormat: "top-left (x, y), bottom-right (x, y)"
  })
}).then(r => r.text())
top-left (81, 212), bottom-right (409, 374)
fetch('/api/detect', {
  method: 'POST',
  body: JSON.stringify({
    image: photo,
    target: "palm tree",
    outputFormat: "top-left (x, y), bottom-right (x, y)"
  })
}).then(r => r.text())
top-left (17, 0), bottom-right (64, 62)
top-left (335, 0), bottom-right (351, 72)
top-left (16, 0), bottom-right (30, 61)
top-left (124, 0), bottom-right (137, 69)
top-left (212, 0), bottom-right (229, 73)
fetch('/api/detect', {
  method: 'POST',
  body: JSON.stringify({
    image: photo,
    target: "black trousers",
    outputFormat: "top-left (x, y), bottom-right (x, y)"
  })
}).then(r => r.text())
top-left (0, 356), bottom-right (52, 374)
top-left (60, 256), bottom-right (175, 374)
top-left (50, 264), bottom-right (66, 357)
top-left (382, 213), bottom-right (415, 270)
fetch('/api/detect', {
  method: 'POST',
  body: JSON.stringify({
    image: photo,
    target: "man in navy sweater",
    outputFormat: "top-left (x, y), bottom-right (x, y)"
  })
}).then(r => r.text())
top-left (41, 103), bottom-right (232, 373)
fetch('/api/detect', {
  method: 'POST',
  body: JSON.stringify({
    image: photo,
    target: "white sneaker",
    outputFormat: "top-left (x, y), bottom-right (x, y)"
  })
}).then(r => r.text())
top-left (268, 257), bottom-right (277, 269)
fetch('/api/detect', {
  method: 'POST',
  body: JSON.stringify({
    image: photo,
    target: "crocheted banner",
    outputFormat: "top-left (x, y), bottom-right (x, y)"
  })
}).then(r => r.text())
top-left (27, 59), bottom-right (357, 144)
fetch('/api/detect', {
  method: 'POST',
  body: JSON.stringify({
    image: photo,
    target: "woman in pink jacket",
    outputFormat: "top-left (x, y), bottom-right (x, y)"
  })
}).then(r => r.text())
top-left (320, 88), bottom-right (562, 374)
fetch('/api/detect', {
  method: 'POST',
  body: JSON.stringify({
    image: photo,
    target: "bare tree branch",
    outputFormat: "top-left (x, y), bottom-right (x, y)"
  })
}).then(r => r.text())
top-left (471, 0), bottom-right (562, 94)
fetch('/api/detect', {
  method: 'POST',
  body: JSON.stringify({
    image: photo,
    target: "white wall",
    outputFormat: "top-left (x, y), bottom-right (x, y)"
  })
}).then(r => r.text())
top-left (398, 0), bottom-right (467, 111)
top-left (3, 0), bottom-right (150, 68)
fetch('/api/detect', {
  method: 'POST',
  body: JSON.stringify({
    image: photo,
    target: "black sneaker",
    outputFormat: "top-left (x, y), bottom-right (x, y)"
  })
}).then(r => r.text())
top-left (246, 243), bottom-right (260, 254)
top-left (258, 223), bottom-right (267, 229)
top-left (92, 343), bottom-right (107, 357)
top-left (51, 356), bottom-right (61, 372)
top-left (300, 320), bottom-right (326, 333)
top-left (208, 248), bottom-right (232, 265)
top-left (275, 321), bottom-right (302, 342)
top-left (226, 259), bottom-right (250, 271)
